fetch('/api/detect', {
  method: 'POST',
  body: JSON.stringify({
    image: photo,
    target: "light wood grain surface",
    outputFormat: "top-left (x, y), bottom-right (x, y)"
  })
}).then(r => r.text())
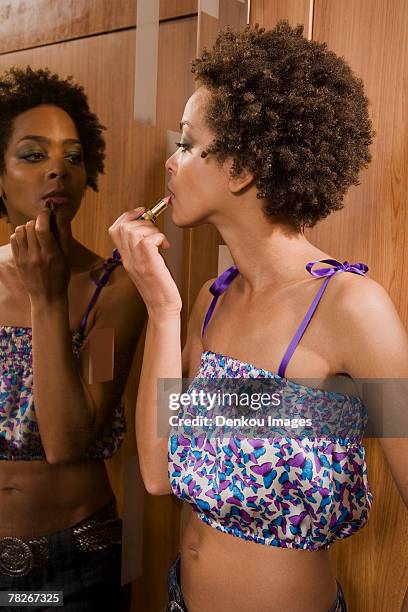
top-left (0, 0), bottom-right (197, 54)
top-left (307, 2), bottom-right (408, 610)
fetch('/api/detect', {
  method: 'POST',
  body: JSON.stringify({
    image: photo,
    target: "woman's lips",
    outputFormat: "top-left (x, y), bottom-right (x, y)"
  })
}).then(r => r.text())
top-left (43, 196), bottom-right (71, 206)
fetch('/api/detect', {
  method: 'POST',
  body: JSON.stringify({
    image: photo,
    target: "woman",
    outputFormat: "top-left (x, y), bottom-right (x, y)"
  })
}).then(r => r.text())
top-left (0, 67), bottom-right (145, 610)
top-left (109, 23), bottom-right (408, 611)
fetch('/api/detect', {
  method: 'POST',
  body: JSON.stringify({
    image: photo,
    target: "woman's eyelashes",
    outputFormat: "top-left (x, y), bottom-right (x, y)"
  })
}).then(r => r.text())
top-left (19, 150), bottom-right (46, 162)
top-left (175, 141), bottom-right (191, 153)
top-left (17, 149), bottom-right (83, 164)
top-left (65, 152), bottom-right (83, 164)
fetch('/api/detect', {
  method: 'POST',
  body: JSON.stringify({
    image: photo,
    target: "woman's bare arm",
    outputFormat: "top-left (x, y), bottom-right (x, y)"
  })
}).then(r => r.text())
top-left (32, 265), bottom-right (146, 463)
top-left (109, 207), bottom-right (213, 495)
top-left (136, 279), bottom-right (213, 495)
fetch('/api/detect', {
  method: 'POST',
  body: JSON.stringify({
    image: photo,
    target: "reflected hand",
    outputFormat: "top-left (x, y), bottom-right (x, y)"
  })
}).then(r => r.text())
top-left (109, 207), bottom-right (182, 317)
top-left (10, 207), bottom-right (71, 303)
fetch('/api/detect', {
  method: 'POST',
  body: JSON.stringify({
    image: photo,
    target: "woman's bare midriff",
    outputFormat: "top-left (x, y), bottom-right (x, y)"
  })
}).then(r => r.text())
top-left (180, 508), bottom-right (338, 612)
top-left (0, 459), bottom-right (113, 538)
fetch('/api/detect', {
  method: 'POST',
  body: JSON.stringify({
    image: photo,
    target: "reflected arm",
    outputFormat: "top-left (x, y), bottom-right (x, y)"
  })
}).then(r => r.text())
top-left (32, 267), bottom-right (146, 464)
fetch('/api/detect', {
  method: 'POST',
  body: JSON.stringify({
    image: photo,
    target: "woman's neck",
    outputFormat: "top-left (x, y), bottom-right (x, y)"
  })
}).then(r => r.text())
top-left (214, 207), bottom-right (327, 293)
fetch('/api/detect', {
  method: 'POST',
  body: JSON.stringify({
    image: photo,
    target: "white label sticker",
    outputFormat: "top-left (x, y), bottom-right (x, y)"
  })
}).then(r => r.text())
top-left (134, 0), bottom-right (160, 125)
top-left (200, 0), bottom-right (219, 19)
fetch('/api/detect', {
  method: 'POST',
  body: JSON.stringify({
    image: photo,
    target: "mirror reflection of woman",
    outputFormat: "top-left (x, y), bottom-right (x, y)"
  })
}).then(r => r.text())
top-left (110, 23), bottom-right (408, 612)
top-left (0, 67), bottom-right (145, 610)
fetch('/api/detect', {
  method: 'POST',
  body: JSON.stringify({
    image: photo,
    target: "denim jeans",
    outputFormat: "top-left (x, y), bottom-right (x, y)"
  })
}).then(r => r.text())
top-left (167, 555), bottom-right (348, 612)
top-left (0, 500), bottom-right (131, 611)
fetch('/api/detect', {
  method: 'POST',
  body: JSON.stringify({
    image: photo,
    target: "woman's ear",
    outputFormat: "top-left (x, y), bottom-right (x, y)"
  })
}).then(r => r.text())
top-left (226, 161), bottom-right (255, 194)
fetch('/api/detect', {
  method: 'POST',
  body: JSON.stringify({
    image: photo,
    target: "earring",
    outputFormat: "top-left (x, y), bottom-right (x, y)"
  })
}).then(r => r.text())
top-left (201, 151), bottom-right (208, 159)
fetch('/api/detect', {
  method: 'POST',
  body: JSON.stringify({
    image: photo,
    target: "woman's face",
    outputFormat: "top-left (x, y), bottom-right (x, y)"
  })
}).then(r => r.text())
top-left (0, 104), bottom-right (87, 228)
top-left (165, 86), bottom-right (233, 227)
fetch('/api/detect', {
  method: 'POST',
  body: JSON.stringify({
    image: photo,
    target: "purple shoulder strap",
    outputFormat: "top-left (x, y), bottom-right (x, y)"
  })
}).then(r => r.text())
top-left (277, 259), bottom-right (369, 378)
top-left (202, 266), bottom-right (239, 337)
top-left (78, 249), bottom-right (123, 337)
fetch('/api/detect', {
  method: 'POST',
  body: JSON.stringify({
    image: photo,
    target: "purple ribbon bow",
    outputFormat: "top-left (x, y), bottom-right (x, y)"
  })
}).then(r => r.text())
top-left (78, 249), bottom-right (123, 337)
top-left (202, 265), bottom-right (239, 337)
top-left (306, 259), bottom-right (368, 278)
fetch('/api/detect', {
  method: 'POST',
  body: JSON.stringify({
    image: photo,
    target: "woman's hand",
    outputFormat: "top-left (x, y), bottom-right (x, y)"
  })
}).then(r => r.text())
top-left (109, 207), bottom-right (182, 317)
top-left (10, 207), bottom-right (71, 304)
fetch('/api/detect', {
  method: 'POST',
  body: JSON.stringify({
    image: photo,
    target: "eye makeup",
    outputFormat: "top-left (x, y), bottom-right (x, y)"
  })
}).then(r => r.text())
top-left (16, 142), bottom-right (83, 164)
top-left (175, 141), bottom-right (191, 151)
top-left (17, 148), bottom-right (46, 161)
top-left (175, 141), bottom-right (208, 158)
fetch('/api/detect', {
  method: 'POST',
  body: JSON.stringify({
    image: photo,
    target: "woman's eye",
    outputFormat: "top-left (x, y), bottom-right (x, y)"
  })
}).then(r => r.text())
top-left (66, 153), bottom-right (83, 164)
top-left (23, 151), bottom-right (46, 162)
top-left (175, 141), bottom-right (190, 152)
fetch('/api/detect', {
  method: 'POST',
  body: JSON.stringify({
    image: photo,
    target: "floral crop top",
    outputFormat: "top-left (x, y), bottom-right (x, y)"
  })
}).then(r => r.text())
top-left (168, 260), bottom-right (373, 550)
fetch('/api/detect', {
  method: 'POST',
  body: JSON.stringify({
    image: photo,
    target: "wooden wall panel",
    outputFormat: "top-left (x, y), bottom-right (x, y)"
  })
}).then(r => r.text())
top-left (0, 16), bottom-right (197, 611)
top-left (307, 2), bottom-right (408, 610)
top-left (251, 0), bottom-right (310, 31)
top-left (0, 0), bottom-right (197, 54)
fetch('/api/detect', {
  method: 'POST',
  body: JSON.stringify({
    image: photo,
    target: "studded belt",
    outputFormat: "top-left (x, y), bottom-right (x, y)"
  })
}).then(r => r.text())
top-left (0, 499), bottom-right (122, 577)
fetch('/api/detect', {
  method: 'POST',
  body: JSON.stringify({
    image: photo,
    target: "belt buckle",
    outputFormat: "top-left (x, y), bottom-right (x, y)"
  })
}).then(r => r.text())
top-left (0, 537), bottom-right (34, 577)
top-left (168, 603), bottom-right (184, 612)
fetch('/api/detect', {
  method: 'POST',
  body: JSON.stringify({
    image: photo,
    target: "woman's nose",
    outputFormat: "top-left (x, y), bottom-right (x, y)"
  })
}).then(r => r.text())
top-left (165, 151), bottom-right (177, 174)
top-left (46, 159), bottom-right (69, 180)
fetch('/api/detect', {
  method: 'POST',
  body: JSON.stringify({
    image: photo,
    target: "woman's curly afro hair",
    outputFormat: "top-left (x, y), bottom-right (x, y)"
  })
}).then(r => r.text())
top-left (192, 21), bottom-right (374, 229)
top-left (0, 66), bottom-right (105, 193)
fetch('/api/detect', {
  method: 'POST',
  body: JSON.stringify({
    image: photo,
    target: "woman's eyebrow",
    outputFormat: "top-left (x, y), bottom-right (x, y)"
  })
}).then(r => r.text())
top-left (179, 120), bottom-right (192, 129)
top-left (16, 135), bottom-right (81, 145)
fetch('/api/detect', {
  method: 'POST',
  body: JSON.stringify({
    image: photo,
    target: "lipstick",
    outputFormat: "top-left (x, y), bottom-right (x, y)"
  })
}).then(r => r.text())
top-left (45, 199), bottom-right (59, 241)
top-left (112, 195), bottom-right (171, 263)
top-left (137, 196), bottom-right (171, 223)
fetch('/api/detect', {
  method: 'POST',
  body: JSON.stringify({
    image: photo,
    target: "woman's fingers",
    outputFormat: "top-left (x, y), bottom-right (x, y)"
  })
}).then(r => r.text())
top-left (109, 214), bottom-right (181, 314)
top-left (108, 207), bottom-right (145, 235)
top-left (10, 232), bottom-right (19, 259)
top-left (109, 209), bottom-right (144, 253)
top-left (143, 233), bottom-right (171, 254)
top-left (129, 233), bottom-right (170, 276)
top-left (35, 209), bottom-right (59, 252)
top-left (25, 219), bottom-right (41, 255)
top-left (14, 224), bottom-right (28, 252)
top-left (116, 225), bottom-right (157, 272)
top-left (121, 223), bottom-right (157, 251)
top-left (109, 211), bottom-right (163, 260)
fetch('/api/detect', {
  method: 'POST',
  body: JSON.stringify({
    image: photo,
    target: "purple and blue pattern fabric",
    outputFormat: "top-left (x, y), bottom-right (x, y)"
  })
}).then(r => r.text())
top-left (168, 259), bottom-right (373, 550)
top-left (0, 254), bottom-right (125, 461)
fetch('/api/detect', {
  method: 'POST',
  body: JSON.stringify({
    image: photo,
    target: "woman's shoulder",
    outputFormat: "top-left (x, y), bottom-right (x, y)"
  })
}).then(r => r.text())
top-left (324, 265), bottom-right (408, 376)
top-left (327, 267), bottom-right (393, 315)
top-left (316, 259), bottom-right (397, 337)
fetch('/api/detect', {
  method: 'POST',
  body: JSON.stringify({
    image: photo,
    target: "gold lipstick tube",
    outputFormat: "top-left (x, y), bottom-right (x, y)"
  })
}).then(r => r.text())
top-left (137, 196), bottom-right (171, 223)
